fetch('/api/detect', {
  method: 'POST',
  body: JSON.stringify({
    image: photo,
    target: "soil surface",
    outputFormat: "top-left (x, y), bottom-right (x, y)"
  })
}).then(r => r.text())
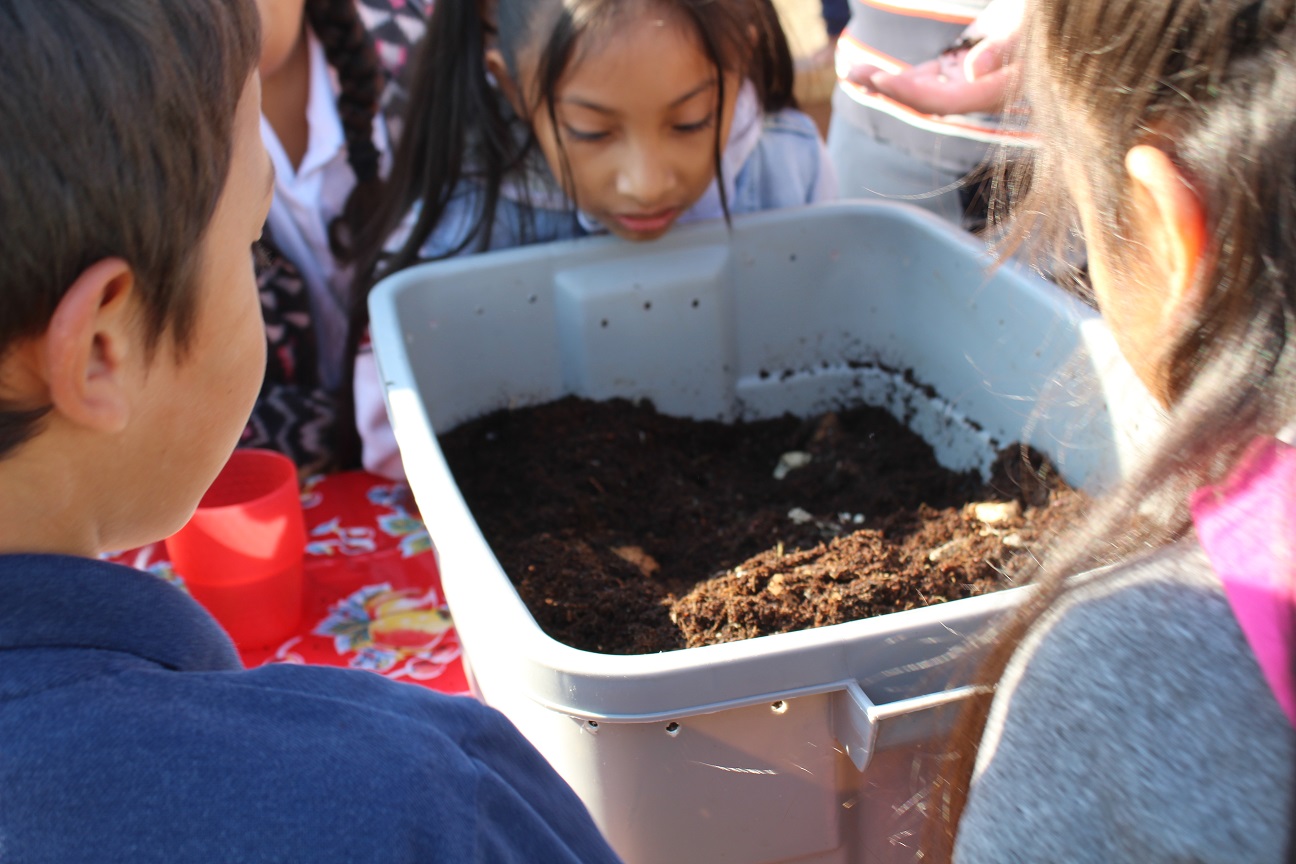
top-left (439, 396), bottom-right (1085, 654)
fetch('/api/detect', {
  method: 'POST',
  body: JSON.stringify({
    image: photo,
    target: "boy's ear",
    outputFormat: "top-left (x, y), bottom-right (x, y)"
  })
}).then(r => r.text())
top-left (485, 48), bottom-right (526, 117)
top-left (1124, 144), bottom-right (1209, 334)
top-left (43, 258), bottom-right (140, 434)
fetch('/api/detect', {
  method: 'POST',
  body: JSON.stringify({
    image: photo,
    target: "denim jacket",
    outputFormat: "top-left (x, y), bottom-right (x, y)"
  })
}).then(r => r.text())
top-left (399, 90), bottom-right (833, 262)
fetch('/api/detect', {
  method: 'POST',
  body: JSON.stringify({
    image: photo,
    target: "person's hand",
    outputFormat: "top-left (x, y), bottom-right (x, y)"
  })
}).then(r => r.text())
top-left (844, 0), bottom-right (1023, 116)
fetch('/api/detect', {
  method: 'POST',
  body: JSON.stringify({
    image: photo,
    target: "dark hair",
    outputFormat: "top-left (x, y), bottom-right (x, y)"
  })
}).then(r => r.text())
top-left (0, 0), bottom-right (261, 459)
top-left (304, 0), bottom-right (386, 259)
top-left (929, 0), bottom-right (1296, 857)
top-left (349, 0), bottom-right (796, 317)
top-left (333, 0), bottom-right (796, 467)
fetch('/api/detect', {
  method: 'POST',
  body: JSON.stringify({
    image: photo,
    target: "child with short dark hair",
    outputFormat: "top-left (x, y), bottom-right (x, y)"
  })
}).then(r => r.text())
top-left (0, 2), bottom-right (622, 861)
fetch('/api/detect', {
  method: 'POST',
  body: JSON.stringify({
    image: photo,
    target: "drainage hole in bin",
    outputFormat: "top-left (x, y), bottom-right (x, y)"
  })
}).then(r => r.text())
top-left (665, 722), bottom-right (680, 737)
top-left (691, 299), bottom-right (700, 308)
top-left (474, 306), bottom-right (484, 315)
top-left (771, 700), bottom-right (787, 714)
top-left (643, 301), bottom-right (652, 311)
top-left (600, 318), bottom-right (609, 328)
top-left (528, 293), bottom-right (538, 304)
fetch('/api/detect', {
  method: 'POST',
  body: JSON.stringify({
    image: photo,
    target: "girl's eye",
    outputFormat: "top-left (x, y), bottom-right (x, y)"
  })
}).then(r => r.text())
top-left (674, 114), bottom-right (716, 134)
top-left (563, 125), bottom-right (610, 143)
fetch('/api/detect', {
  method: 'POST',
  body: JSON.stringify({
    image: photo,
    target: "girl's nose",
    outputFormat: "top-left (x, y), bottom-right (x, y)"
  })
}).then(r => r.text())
top-left (615, 144), bottom-right (676, 207)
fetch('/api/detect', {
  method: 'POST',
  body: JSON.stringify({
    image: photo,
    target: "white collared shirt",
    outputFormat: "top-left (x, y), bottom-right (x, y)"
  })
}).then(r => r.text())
top-left (260, 32), bottom-right (390, 391)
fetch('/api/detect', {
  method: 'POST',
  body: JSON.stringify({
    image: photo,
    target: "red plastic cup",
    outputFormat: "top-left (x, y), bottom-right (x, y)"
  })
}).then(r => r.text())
top-left (165, 449), bottom-right (306, 650)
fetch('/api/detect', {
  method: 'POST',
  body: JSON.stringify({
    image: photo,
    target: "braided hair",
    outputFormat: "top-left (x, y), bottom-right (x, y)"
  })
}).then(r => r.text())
top-left (304, 0), bottom-right (384, 260)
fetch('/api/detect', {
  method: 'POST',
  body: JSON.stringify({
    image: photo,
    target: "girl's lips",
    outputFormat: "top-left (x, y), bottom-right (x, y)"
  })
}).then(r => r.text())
top-left (614, 209), bottom-right (680, 234)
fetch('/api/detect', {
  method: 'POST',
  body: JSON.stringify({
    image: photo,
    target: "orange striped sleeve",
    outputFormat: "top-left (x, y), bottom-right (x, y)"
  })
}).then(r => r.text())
top-left (856, 0), bottom-right (977, 25)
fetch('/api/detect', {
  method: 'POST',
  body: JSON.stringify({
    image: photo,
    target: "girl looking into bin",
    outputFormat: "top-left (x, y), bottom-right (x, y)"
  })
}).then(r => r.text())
top-left (929, 0), bottom-right (1296, 859)
top-left (344, 0), bottom-right (838, 479)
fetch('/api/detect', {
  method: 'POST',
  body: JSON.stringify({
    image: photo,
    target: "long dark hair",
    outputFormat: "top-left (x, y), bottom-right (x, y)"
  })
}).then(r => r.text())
top-left (928, 0), bottom-right (1296, 857)
top-left (303, 0), bottom-right (385, 259)
top-left (348, 0), bottom-right (795, 323)
top-left (335, 0), bottom-right (796, 467)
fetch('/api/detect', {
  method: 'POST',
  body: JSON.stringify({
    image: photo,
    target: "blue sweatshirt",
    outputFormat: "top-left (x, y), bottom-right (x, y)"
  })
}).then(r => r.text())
top-left (0, 554), bottom-right (622, 864)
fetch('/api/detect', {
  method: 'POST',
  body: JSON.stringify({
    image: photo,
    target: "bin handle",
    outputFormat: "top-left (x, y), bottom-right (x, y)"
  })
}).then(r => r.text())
top-left (830, 681), bottom-right (980, 772)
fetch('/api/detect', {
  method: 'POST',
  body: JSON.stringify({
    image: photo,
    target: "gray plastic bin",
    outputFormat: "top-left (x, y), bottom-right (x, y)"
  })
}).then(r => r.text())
top-left (368, 202), bottom-right (1156, 864)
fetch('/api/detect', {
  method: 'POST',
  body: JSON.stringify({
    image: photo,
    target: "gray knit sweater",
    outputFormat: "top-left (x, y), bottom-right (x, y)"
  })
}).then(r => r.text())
top-left (955, 539), bottom-right (1295, 863)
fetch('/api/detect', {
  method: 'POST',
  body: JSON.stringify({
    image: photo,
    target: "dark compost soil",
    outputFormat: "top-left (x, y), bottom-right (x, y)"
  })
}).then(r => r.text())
top-left (438, 396), bottom-right (1084, 654)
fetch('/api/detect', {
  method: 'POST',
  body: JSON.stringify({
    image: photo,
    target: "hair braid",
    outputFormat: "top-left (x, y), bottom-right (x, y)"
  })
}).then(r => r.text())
top-left (305, 0), bottom-right (384, 260)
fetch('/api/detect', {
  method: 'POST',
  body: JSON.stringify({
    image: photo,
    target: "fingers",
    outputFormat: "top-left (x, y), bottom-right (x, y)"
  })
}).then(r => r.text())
top-left (862, 62), bottom-right (1011, 115)
top-left (845, 63), bottom-right (883, 87)
top-left (845, 41), bottom-right (1015, 116)
top-left (964, 39), bottom-right (1006, 80)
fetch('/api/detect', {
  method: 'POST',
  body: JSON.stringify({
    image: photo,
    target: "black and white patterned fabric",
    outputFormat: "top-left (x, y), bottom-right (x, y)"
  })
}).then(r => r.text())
top-left (243, 1), bottom-right (432, 475)
top-left (358, 0), bottom-right (432, 140)
top-left (242, 239), bottom-right (339, 476)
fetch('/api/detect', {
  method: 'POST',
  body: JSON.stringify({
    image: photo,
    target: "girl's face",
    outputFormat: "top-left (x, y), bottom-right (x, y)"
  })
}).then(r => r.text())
top-left (518, 9), bottom-right (742, 241)
top-left (255, 0), bottom-right (308, 80)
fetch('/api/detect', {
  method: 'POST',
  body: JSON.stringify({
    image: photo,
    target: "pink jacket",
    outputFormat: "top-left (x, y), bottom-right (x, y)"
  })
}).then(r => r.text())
top-left (1191, 432), bottom-right (1296, 726)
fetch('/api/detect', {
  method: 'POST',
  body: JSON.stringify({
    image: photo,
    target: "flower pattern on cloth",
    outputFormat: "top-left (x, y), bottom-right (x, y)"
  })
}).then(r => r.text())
top-left (101, 470), bottom-right (468, 695)
top-left (304, 479), bottom-right (432, 559)
top-left (366, 481), bottom-right (433, 557)
top-left (314, 584), bottom-right (457, 680)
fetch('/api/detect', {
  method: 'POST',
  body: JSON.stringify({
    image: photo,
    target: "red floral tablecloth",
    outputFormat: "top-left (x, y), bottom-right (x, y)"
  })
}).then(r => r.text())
top-left (105, 471), bottom-right (468, 695)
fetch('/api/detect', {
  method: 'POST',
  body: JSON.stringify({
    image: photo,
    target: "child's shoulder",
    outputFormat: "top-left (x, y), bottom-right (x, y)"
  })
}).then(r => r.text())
top-left (0, 555), bottom-right (533, 861)
top-left (8, 663), bottom-right (568, 860)
top-left (759, 105), bottom-right (822, 141)
top-left (958, 539), bottom-right (1293, 861)
top-left (214, 661), bottom-right (505, 745)
top-left (732, 106), bottom-right (836, 210)
top-left (387, 173), bottom-right (582, 263)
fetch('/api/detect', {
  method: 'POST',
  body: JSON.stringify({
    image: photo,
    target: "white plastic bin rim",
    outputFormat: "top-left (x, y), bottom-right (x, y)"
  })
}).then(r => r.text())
top-left (368, 200), bottom-right (1156, 721)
